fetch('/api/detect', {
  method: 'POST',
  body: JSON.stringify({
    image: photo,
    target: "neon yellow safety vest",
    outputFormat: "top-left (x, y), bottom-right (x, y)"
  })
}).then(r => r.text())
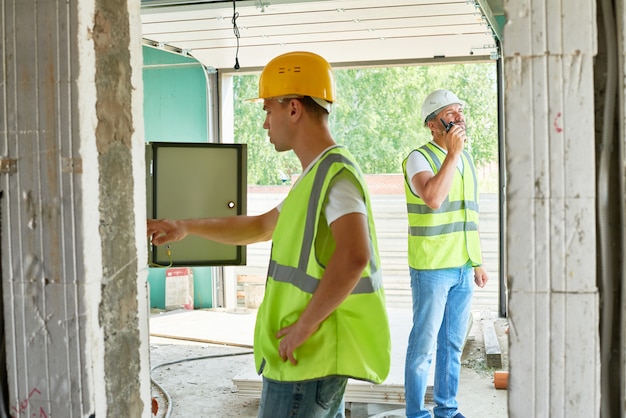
top-left (402, 142), bottom-right (483, 270)
top-left (254, 146), bottom-right (391, 384)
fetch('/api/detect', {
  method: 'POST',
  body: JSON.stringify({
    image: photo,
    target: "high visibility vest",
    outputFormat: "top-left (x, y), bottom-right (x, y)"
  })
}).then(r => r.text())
top-left (402, 142), bottom-right (483, 270)
top-left (254, 146), bottom-right (391, 384)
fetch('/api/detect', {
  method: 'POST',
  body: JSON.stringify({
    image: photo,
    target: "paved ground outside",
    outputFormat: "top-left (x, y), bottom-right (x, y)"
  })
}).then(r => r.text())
top-left (150, 308), bottom-right (508, 418)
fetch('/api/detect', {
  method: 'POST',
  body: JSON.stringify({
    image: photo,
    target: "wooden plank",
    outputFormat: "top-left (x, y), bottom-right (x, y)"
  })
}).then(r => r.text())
top-left (233, 371), bottom-right (410, 405)
top-left (482, 318), bottom-right (502, 369)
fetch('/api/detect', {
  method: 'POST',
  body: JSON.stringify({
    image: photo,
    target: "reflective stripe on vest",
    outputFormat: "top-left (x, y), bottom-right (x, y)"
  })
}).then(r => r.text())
top-left (267, 153), bottom-right (382, 294)
top-left (254, 146), bottom-right (391, 384)
top-left (402, 142), bottom-right (482, 269)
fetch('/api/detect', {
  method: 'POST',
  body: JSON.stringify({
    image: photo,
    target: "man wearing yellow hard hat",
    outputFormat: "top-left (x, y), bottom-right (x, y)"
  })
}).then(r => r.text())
top-left (148, 51), bottom-right (391, 418)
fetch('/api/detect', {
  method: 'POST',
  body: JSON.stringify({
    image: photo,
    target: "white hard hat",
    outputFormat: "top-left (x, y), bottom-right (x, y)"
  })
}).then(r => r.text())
top-left (421, 89), bottom-right (466, 126)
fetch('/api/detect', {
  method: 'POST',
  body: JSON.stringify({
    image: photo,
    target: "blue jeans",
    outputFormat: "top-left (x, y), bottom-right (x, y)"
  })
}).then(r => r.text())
top-left (404, 263), bottom-right (474, 418)
top-left (258, 376), bottom-right (347, 418)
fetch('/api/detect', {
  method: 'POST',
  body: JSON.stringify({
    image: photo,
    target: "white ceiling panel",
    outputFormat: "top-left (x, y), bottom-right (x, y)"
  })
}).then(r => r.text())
top-left (141, 0), bottom-right (500, 70)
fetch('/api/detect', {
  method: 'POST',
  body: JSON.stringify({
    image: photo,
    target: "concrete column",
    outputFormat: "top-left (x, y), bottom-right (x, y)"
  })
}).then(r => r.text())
top-left (0, 0), bottom-right (150, 416)
top-left (503, 1), bottom-right (600, 417)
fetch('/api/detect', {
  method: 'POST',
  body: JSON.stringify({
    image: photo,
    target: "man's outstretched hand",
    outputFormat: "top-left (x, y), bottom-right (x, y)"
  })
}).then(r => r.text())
top-left (147, 219), bottom-right (187, 246)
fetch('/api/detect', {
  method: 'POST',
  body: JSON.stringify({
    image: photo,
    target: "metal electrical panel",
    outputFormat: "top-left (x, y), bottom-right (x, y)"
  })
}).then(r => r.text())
top-left (146, 142), bottom-right (247, 266)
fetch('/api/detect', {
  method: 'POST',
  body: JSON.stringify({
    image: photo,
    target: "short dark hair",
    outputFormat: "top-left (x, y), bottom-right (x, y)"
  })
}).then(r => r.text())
top-left (300, 96), bottom-right (329, 118)
top-left (424, 111), bottom-right (437, 125)
top-left (278, 96), bottom-right (328, 119)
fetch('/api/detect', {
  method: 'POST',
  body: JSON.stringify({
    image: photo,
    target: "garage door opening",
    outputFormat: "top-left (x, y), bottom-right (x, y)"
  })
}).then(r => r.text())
top-left (229, 61), bottom-right (503, 314)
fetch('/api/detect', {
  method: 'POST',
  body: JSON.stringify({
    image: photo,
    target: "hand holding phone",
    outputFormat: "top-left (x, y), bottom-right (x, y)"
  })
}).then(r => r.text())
top-left (440, 118), bottom-right (466, 152)
top-left (441, 118), bottom-right (455, 132)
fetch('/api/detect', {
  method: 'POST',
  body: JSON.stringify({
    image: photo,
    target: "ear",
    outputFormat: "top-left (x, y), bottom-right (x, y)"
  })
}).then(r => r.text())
top-left (426, 119), bottom-right (437, 133)
top-left (288, 98), bottom-right (303, 119)
top-left (425, 119), bottom-right (442, 137)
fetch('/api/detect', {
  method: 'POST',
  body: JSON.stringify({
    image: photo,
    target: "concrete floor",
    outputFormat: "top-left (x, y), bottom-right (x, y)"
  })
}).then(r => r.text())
top-left (149, 308), bottom-right (508, 417)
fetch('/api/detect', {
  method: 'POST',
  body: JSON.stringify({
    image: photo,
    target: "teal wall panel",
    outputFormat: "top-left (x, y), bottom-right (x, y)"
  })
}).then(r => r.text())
top-left (143, 45), bottom-right (208, 143)
top-left (192, 267), bottom-right (213, 308)
top-left (147, 268), bottom-right (166, 309)
top-left (144, 44), bottom-right (213, 308)
top-left (147, 267), bottom-right (213, 309)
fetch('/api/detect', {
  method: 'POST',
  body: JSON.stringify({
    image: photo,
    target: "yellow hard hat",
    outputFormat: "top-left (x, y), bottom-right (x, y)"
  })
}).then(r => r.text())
top-left (251, 51), bottom-right (336, 110)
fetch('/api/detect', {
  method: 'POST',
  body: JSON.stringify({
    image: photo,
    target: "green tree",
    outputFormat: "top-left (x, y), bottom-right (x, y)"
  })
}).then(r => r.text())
top-left (233, 62), bottom-right (498, 184)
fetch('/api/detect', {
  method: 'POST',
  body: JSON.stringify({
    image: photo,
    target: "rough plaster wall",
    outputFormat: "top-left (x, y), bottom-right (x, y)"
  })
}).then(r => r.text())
top-left (0, 0), bottom-right (149, 416)
top-left (92, 0), bottom-right (148, 417)
top-left (503, 1), bottom-right (600, 417)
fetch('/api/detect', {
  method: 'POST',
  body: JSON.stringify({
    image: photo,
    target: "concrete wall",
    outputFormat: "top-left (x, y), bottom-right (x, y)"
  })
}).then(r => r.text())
top-left (503, 1), bottom-right (600, 417)
top-left (0, 0), bottom-right (150, 416)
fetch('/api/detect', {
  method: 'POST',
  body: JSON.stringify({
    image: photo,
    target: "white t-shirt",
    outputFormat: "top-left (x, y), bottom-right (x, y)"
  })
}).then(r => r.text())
top-left (405, 141), bottom-right (464, 196)
top-left (277, 145), bottom-right (367, 225)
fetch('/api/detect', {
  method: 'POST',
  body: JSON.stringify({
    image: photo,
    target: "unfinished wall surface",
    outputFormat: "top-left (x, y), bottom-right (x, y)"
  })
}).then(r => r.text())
top-left (93, 0), bottom-right (150, 415)
top-left (0, 0), bottom-right (150, 416)
top-left (503, 1), bottom-right (600, 417)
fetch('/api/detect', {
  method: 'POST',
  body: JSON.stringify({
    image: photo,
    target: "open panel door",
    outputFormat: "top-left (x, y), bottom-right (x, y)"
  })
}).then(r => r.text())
top-left (146, 142), bottom-right (247, 266)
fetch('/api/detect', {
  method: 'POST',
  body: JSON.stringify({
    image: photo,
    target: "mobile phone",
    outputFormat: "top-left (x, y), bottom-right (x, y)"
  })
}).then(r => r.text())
top-left (441, 118), bottom-right (454, 132)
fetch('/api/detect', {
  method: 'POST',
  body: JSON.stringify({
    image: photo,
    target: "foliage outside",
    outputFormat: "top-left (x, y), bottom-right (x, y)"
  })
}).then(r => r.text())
top-left (233, 63), bottom-right (498, 186)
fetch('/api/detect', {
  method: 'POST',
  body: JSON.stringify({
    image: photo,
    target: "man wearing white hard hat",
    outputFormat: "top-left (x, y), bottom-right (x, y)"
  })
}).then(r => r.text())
top-left (401, 89), bottom-right (489, 418)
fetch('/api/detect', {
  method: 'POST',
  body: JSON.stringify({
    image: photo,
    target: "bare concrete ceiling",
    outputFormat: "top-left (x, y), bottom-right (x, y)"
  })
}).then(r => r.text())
top-left (140, 0), bottom-right (503, 70)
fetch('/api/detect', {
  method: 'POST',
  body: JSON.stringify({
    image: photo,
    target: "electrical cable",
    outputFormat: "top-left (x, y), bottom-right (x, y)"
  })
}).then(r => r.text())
top-left (232, 0), bottom-right (240, 70)
top-left (598, 0), bottom-right (617, 417)
top-left (150, 376), bottom-right (173, 418)
top-left (148, 245), bottom-right (173, 268)
top-left (150, 350), bottom-right (254, 418)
